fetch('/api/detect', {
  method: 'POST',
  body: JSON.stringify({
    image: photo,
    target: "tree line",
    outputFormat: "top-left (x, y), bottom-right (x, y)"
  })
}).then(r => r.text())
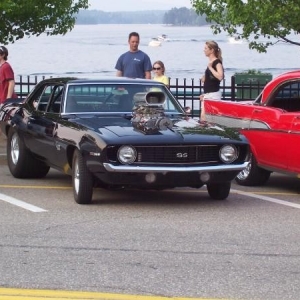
top-left (75, 7), bottom-right (208, 26)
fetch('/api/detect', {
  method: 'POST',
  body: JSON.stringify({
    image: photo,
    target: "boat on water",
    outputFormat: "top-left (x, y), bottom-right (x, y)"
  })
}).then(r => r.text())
top-left (148, 38), bottom-right (162, 47)
top-left (228, 36), bottom-right (243, 44)
top-left (157, 34), bottom-right (169, 41)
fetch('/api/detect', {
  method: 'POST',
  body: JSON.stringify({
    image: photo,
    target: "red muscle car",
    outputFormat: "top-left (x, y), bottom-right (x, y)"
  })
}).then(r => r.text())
top-left (204, 70), bottom-right (300, 186)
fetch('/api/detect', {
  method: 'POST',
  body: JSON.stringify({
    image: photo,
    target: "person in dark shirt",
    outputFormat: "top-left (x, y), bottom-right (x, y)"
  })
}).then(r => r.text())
top-left (115, 32), bottom-right (152, 79)
top-left (199, 40), bottom-right (224, 121)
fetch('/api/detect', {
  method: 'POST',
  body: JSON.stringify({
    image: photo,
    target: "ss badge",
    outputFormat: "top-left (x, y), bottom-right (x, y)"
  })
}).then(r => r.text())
top-left (176, 153), bottom-right (188, 158)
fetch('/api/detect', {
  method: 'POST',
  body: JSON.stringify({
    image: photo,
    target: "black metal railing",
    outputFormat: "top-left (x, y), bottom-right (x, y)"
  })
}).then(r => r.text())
top-left (15, 75), bottom-right (270, 116)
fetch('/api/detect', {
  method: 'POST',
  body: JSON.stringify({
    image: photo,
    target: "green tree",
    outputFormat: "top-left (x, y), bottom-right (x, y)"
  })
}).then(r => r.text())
top-left (191, 0), bottom-right (300, 52)
top-left (0, 0), bottom-right (89, 44)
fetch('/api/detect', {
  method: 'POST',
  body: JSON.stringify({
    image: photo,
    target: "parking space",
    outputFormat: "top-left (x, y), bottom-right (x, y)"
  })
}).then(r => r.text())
top-left (2, 124), bottom-right (299, 211)
top-left (0, 162), bottom-right (299, 212)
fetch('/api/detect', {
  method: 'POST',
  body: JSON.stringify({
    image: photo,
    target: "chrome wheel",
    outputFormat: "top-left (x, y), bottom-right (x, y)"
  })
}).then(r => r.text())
top-left (10, 133), bottom-right (20, 165)
top-left (236, 158), bottom-right (252, 181)
top-left (72, 149), bottom-right (93, 204)
top-left (73, 158), bottom-right (80, 194)
top-left (235, 153), bottom-right (271, 186)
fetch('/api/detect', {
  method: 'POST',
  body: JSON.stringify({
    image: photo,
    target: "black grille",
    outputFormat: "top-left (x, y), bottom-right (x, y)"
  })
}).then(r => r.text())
top-left (136, 145), bottom-right (219, 163)
top-left (107, 145), bottom-right (221, 164)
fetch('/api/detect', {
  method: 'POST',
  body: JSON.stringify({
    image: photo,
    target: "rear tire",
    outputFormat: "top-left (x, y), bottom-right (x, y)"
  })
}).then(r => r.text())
top-left (207, 181), bottom-right (231, 200)
top-left (235, 153), bottom-right (271, 186)
top-left (72, 149), bottom-right (94, 204)
top-left (7, 128), bottom-right (50, 178)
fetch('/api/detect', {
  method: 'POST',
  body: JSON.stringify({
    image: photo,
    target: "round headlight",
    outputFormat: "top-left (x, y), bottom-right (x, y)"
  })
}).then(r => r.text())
top-left (117, 146), bottom-right (137, 164)
top-left (219, 145), bottom-right (238, 163)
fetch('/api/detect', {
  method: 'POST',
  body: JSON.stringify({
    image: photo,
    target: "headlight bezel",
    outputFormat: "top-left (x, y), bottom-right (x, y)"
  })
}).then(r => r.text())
top-left (117, 145), bottom-right (137, 165)
top-left (219, 144), bottom-right (238, 164)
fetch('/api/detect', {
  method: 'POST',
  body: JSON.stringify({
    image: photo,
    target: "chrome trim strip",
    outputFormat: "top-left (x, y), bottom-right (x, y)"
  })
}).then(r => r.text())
top-left (103, 162), bottom-right (249, 173)
top-left (206, 114), bottom-right (270, 130)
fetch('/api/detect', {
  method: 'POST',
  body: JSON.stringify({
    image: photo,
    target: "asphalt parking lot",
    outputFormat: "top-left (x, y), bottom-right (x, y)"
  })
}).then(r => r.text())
top-left (0, 132), bottom-right (5, 145)
top-left (0, 133), bottom-right (6, 163)
top-left (1, 130), bottom-right (300, 300)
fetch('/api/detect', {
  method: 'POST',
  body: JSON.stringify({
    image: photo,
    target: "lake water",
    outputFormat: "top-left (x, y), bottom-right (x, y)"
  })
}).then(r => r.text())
top-left (7, 24), bottom-right (300, 83)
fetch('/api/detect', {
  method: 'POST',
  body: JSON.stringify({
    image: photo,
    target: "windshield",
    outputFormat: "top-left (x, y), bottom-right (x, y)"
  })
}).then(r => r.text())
top-left (64, 83), bottom-right (184, 114)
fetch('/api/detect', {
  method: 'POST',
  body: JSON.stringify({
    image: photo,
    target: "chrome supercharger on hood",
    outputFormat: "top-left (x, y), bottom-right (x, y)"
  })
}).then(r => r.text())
top-left (131, 91), bottom-right (173, 134)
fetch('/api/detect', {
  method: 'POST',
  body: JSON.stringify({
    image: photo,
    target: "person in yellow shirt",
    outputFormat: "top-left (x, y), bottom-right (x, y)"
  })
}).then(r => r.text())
top-left (152, 60), bottom-right (169, 87)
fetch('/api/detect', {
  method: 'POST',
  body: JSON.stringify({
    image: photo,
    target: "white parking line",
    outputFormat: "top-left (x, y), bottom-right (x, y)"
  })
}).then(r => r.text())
top-left (0, 193), bottom-right (47, 212)
top-left (232, 189), bottom-right (300, 209)
top-left (0, 187), bottom-right (298, 212)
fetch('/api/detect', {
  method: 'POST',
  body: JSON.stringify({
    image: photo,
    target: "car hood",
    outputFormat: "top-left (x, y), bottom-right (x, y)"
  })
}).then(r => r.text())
top-left (71, 115), bottom-right (245, 143)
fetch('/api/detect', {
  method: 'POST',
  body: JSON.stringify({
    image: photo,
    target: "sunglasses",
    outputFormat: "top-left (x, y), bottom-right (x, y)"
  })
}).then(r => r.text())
top-left (153, 67), bottom-right (161, 70)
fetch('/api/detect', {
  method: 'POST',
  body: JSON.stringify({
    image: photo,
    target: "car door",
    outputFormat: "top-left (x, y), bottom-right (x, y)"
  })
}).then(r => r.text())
top-left (283, 112), bottom-right (300, 173)
top-left (282, 82), bottom-right (300, 173)
top-left (42, 85), bottom-right (69, 168)
top-left (26, 83), bottom-right (64, 166)
top-left (245, 106), bottom-right (288, 170)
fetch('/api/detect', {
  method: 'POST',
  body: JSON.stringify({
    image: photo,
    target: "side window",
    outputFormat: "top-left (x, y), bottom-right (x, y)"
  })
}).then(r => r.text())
top-left (35, 85), bottom-right (55, 112)
top-left (47, 85), bottom-right (64, 113)
top-left (270, 81), bottom-right (300, 112)
top-left (30, 84), bottom-right (64, 113)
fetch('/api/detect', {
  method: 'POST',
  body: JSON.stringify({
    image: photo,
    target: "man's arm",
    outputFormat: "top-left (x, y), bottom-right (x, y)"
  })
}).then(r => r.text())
top-left (116, 70), bottom-right (123, 77)
top-left (7, 80), bottom-right (15, 99)
top-left (144, 54), bottom-right (152, 79)
top-left (145, 71), bottom-right (151, 79)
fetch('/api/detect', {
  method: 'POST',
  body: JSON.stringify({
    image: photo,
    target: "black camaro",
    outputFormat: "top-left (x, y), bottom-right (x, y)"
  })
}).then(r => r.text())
top-left (0, 77), bottom-right (249, 204)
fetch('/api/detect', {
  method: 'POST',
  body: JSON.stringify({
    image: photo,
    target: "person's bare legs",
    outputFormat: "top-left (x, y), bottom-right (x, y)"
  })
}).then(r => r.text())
top-left (199, 95), bottom-right (206, 121)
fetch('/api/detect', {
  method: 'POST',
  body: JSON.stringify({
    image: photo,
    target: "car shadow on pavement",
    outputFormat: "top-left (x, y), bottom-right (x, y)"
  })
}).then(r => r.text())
top-left (92, 187), bottom-right (235, 207)
top-left (264, 173), bottom-right (300, 194)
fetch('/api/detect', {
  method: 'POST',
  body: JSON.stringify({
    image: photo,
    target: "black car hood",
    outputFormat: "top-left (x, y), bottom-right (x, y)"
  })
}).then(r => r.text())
top-left (71, 115), bottom-right (244, 142)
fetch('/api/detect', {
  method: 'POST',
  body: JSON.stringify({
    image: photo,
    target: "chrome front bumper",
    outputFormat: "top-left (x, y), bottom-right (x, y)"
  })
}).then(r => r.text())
top-left (103, 162), bottom-right (249, 173)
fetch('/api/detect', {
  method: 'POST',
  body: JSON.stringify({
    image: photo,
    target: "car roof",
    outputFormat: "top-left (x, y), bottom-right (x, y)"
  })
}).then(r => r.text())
top-left (261, 70), bottom-right (300, 99)
top-left (41, 77), bottom-right (163, 85)
top-left (70, 77), bottom-right (157, 84)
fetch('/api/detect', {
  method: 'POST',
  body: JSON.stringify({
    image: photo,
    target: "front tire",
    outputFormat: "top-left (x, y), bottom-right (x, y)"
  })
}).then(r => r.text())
top-left (206, 181), bottom-right (231, 200)
top-left (235, 153), bottom-right (271, 186)
top-left (7, 128), bottom-right (50, 178)
top-left (72, 149), bottom-right (94, 204)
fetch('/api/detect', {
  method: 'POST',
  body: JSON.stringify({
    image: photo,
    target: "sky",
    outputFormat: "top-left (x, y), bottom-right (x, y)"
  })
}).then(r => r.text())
top-left (88, 0), bottom-right (192, 11)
